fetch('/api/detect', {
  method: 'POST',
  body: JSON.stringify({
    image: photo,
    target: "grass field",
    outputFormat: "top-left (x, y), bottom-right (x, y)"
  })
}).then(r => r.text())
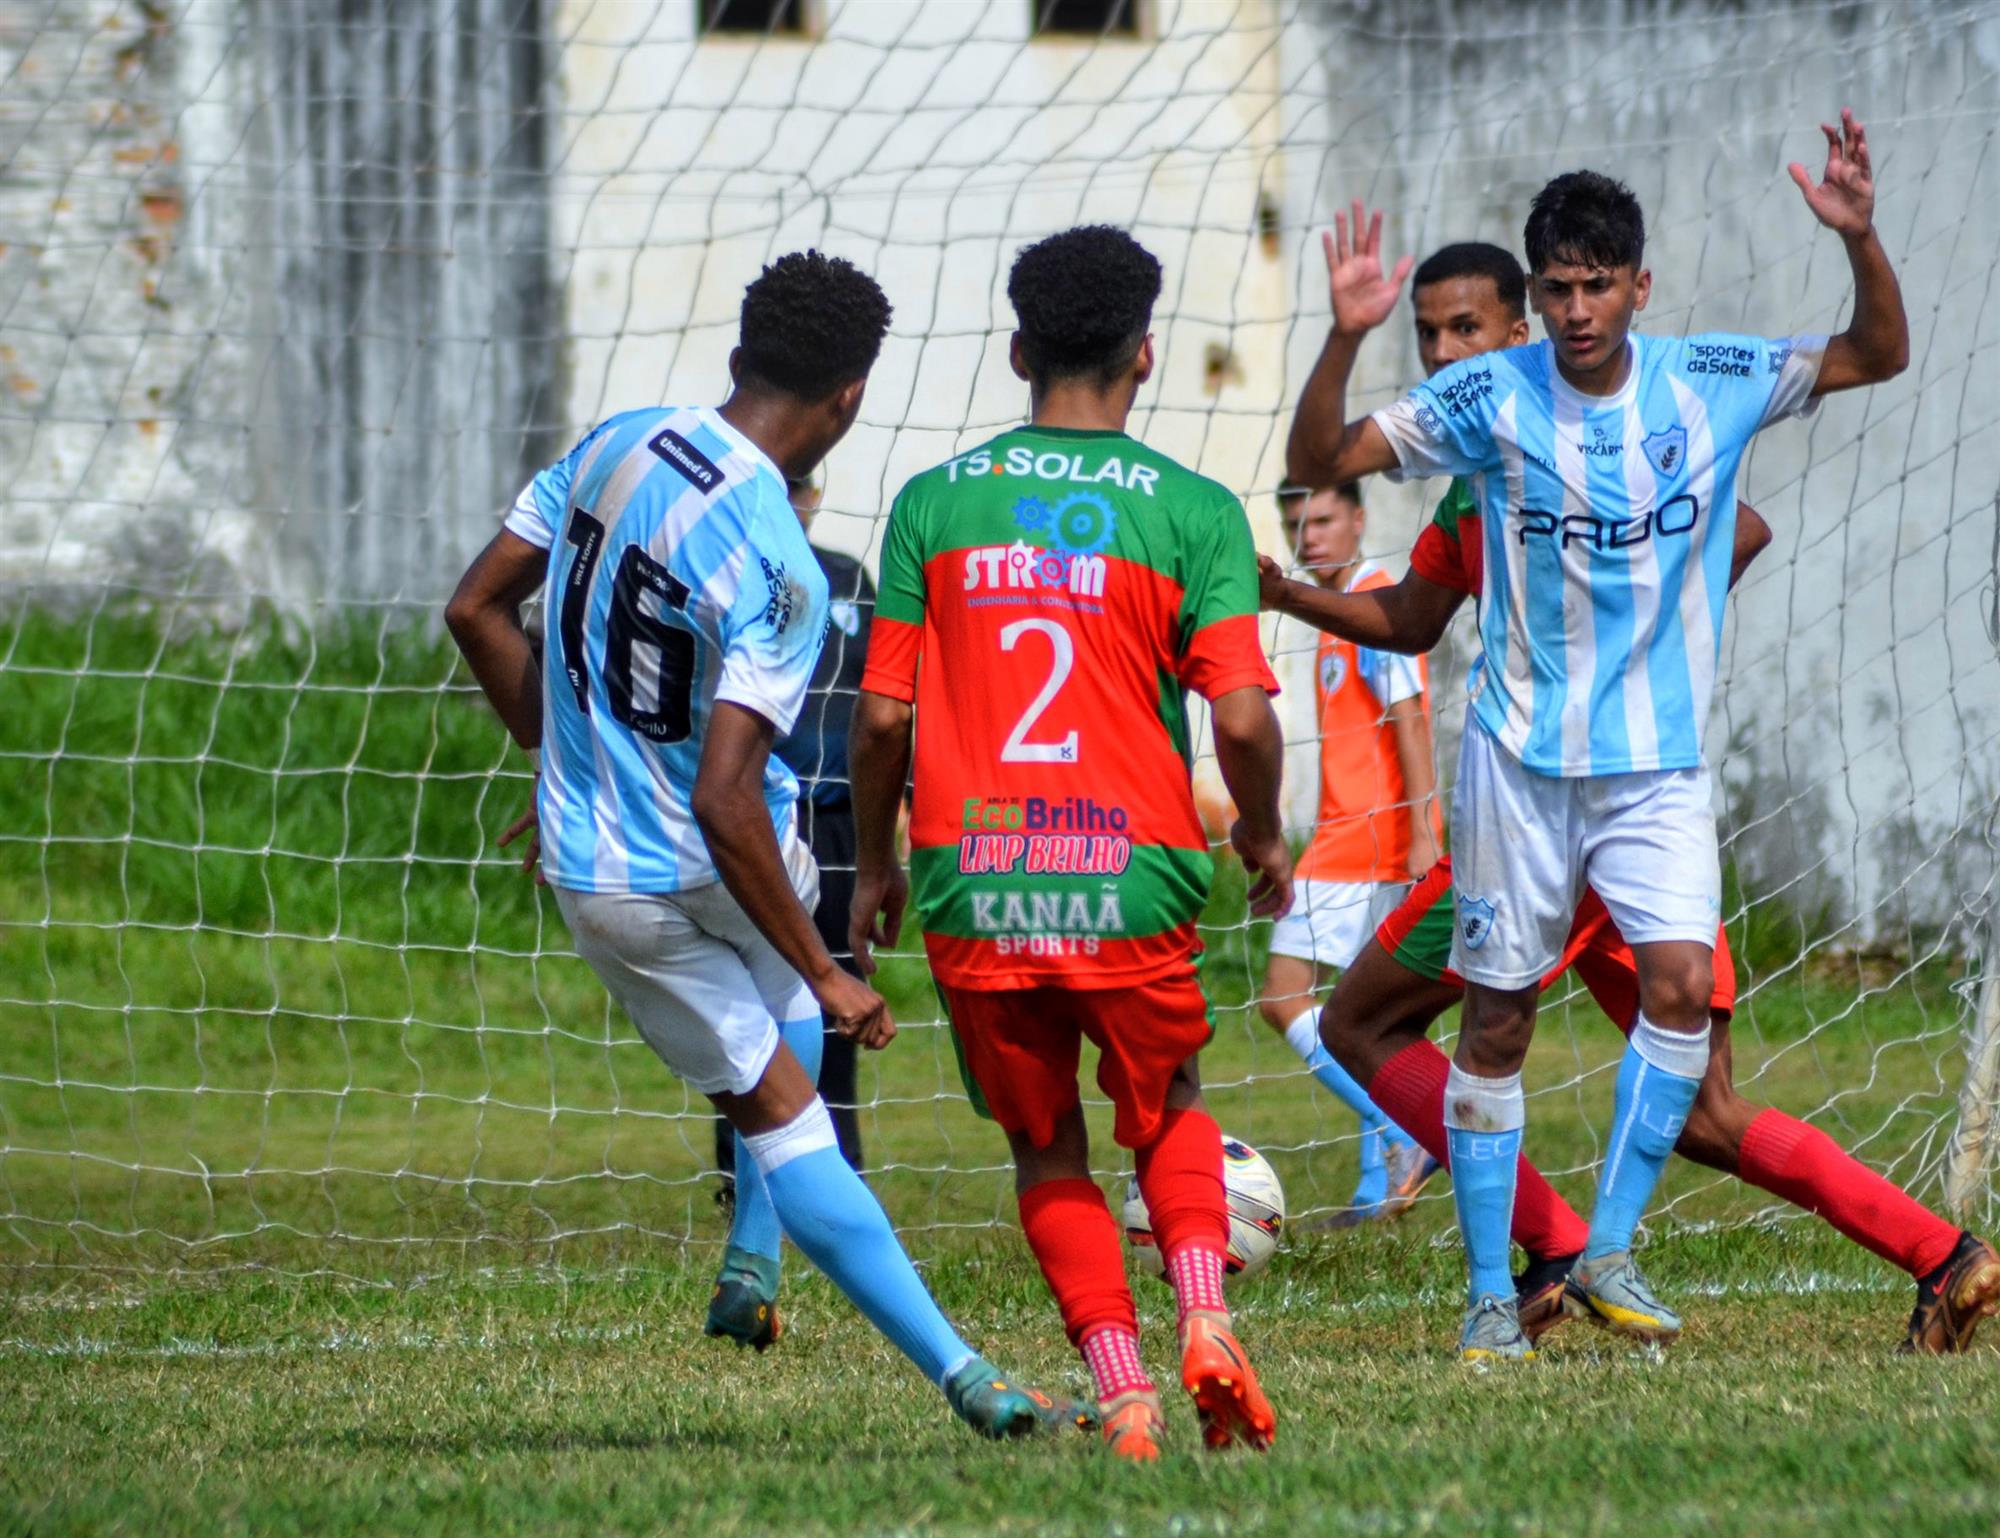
top-left (2, 611), bottom-right (1995, 1534)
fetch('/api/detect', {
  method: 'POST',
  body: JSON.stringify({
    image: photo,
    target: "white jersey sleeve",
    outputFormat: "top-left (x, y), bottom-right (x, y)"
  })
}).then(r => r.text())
top-left (1369, 352), bottom-right (1509, 482)
top-left (503, 418), bottom-right (629, 549)
top-left (1757, 334), bottom-right (1828, 428)
top-left (1357, 644), bottom-right (1425, 709)
top-left (713, 501), bottom-right (830, 737)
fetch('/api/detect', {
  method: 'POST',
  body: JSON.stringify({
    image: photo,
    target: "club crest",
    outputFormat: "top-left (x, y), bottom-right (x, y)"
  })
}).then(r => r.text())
top-left (1641, 427), bottom-right (1688, 478)
top-left (1457, 893), bottom-right (1497, 951)
top-left (1318, 648), bottom-right (1347, 696)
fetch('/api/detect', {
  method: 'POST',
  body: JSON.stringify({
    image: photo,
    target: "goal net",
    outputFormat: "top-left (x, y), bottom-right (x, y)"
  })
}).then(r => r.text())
top-left (3, 0), bottom-right (1997, 1281)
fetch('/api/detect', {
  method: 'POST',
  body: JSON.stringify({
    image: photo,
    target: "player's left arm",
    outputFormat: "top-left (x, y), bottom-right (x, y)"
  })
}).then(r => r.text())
top-left (445, 529), bottom-right (548, 753)
top-left (1790, 110), bottom-right (1909, 396)
top-left (691, 703), bottom-right (891, 1048)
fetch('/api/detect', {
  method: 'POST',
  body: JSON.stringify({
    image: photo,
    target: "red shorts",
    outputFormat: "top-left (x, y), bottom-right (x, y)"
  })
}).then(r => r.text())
top-left (1375, 854), bottom-right (1737, 1023)
top-left (940, 969), bottom-right (1214, 1151)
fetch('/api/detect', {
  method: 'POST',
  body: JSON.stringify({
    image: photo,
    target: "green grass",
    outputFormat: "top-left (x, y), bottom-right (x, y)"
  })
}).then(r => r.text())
top-left (4, 1228), bottom-right (1999, 1537)
top-left (1, 609), bottom-right (1994, 1534)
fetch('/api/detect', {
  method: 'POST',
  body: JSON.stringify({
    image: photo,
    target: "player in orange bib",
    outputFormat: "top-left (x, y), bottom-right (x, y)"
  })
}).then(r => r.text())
top-left (1258, 478), bottom-right (1444, 1225)
top-left (849, 226), bottom-right (1293, 1459)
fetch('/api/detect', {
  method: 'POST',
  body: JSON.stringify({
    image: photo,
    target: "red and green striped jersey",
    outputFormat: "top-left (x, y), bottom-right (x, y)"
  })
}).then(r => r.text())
top-left (1409, 477), bottom-right (1482, 596)
top-left (860, 425), bottom-right (1277, 990)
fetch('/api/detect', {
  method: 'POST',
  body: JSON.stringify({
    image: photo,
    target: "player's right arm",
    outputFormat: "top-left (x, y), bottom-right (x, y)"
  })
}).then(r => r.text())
top-left (1286, 204), bottom-right (1413, 487)
top-left (445, 529), bottom-right (548, 753)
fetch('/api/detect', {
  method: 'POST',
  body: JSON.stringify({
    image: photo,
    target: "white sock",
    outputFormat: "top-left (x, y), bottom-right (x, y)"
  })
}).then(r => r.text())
top-left (1282, 1007), bottom-right (1326, 1064)
top-left (742, 1098), bottom-right (839, 1177)
top-left (1443, 1063), bottom-right (1525, 1133)
top-left (1629, 1013), bottom-right (1710, 1080)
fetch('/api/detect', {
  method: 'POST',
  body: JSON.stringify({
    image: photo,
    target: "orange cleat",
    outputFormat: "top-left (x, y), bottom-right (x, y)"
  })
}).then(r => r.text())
top-left (1179, 1313), bottom-right (1276, 1451)
top-left (1099, 1389), bottom-right (1166, 1463)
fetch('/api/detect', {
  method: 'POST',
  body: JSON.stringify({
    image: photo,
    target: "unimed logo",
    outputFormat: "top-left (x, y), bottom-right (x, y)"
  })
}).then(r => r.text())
top-left (648, 429), bottom-right (724, 492)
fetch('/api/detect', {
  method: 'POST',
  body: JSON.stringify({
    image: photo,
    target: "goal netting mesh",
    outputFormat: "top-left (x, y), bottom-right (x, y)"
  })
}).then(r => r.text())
top-left (3, 0), bottom-right (1998, 1281)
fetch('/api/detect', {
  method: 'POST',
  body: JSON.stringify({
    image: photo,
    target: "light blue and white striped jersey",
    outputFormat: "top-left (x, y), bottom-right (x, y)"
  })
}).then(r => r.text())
top-left (505, 406), bottom-right (829, 893)
top-left (1372, 332), bottom-right (1824, 777)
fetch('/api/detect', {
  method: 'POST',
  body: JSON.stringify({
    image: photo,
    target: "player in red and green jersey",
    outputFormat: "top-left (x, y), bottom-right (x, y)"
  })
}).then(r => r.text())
top-left (1262, 240), bottom-right (2000, 1354)
top-left (849, 227), bottom-right (1292, 1460)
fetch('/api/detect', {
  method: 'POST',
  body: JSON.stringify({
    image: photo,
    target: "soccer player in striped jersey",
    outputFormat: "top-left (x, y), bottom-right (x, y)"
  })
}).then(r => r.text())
top-left (1256, 478), bottom-right (1443, 1225)
top-left (848, 226), bottom-right (1291, 1460)
top-left (1265, 240), bottom-right (1999, 1353)
top-left (1285, 111), bottom-right (1912, 1361)
top-left (445, 251), bottom-right (1090, 1440)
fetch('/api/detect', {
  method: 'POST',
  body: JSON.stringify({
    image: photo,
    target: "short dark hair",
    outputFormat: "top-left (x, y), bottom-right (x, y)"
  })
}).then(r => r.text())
top-left (1277, 479), bottom-right (1362, 509)
top-left (1524, 171), bottom-right (1645, 274)
top-left (737, 250), bottom-right (893, 400)
top-left (1412, 241), bottom-right (1527, 321)
top-left (1007, 225), bottom-right (1163, 386)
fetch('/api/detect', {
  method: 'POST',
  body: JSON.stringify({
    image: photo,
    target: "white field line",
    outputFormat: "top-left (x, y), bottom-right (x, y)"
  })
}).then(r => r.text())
top-left (0, 1271), bottom-right (1905, 1361)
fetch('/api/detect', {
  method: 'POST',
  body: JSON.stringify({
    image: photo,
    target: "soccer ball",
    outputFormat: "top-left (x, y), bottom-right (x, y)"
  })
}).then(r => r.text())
top-left (1122, 1136), bottom-right (1285, 1284)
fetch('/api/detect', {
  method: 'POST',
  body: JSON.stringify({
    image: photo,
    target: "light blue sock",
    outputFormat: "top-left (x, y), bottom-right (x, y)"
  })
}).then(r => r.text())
top-left (1283, 1008), bottom-right (1406, 1130)
top-left (728, 1015), bottom-right (825, 1265)
top-left (751, 1098), bottom-right (974, 1386)
top-left (1585, 1017), bottom-right (1709, 1262)
top-left (1443, 1062), bottom-right (1525, 1303)
top-left (1283, 1009), bottom-right (1413, 1207)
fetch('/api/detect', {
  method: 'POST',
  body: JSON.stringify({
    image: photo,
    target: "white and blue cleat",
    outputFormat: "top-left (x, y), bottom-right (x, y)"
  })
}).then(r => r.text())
top-left (1459, 1292), bottom-right (1536, 1366)
top-left (1566, 1250), bottom-right (1682, 1344)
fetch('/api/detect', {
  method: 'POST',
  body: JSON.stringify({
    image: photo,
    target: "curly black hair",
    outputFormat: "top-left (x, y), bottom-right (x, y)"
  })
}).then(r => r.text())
top-left (1413, 241), bottom-right (1527, 321)
top-left (1007, 225), bottom-right (1163, 387)
top-left (737, 250), bottom-right (893, 400)
top-left (1524, 171), bottom-right (1645, 274)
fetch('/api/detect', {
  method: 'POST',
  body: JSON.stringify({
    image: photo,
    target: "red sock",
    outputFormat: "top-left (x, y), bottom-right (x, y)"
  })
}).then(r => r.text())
top-left (1164, 1244), bottom-right (1228, 1327)
top-left (1080, 1324), bottom-right (1155, 1401)
top-left (1133, 1106), bottom-right (1232, 1323)
top-left (1017, 1178), bottom-right (1138, 1346)
top-left (1133, 1106), bottom-right (1231, 1260)
top-left (1370, 1039), bottom-right (1591, 1260)
top-left (1737, 1108), bottom-right (1960, 1278)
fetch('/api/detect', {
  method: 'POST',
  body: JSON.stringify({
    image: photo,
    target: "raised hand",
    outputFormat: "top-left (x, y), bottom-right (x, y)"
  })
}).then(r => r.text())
top-left (1789, 109), bottom-right (1874, 238)
top-left (1325, 199), bottom-right (1415, 337)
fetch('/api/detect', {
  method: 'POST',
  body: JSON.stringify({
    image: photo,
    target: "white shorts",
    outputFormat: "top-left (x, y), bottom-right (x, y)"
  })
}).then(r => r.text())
top-left (554, 834), bottom-right (821, 1097)
top-left (1267, 878), bottom-right (1412, 971)
top-left (1448, 719), bottom-right (1721, 989)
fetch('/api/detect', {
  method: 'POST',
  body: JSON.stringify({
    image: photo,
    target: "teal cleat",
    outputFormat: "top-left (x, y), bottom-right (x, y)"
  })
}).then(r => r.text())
top-left (943, 1358), bottom-right (1099, 1440)
top-left (1567, 1250), bottom-right (1682, 1343)
top-left (1459, 1292), bottom-right (1536, 1365)
top-left (704, 1246), bottom-right (782, 1352)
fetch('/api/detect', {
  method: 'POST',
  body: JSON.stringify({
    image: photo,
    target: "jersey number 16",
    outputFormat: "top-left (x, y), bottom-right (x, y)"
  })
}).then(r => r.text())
top-left (556, 506), bottom-right (698, 743)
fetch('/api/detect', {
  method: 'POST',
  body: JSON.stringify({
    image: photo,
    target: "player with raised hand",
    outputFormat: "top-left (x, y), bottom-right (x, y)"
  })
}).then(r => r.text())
top-left (445, 250), bottom-right (1090, 1441)
top-left (1285, 112), bottom-right (1910, 1363)
top-left (849, 226), bottom-right (1291, 1460)
top-left (1266, 239), bottom-right (2000, 1355)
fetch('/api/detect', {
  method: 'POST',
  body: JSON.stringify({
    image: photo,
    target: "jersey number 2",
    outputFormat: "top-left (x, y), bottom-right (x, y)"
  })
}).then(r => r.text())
top-left (558, 507), bottom-right (697, 743)
top-left (998, 618), bottom-right (1078, 764)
